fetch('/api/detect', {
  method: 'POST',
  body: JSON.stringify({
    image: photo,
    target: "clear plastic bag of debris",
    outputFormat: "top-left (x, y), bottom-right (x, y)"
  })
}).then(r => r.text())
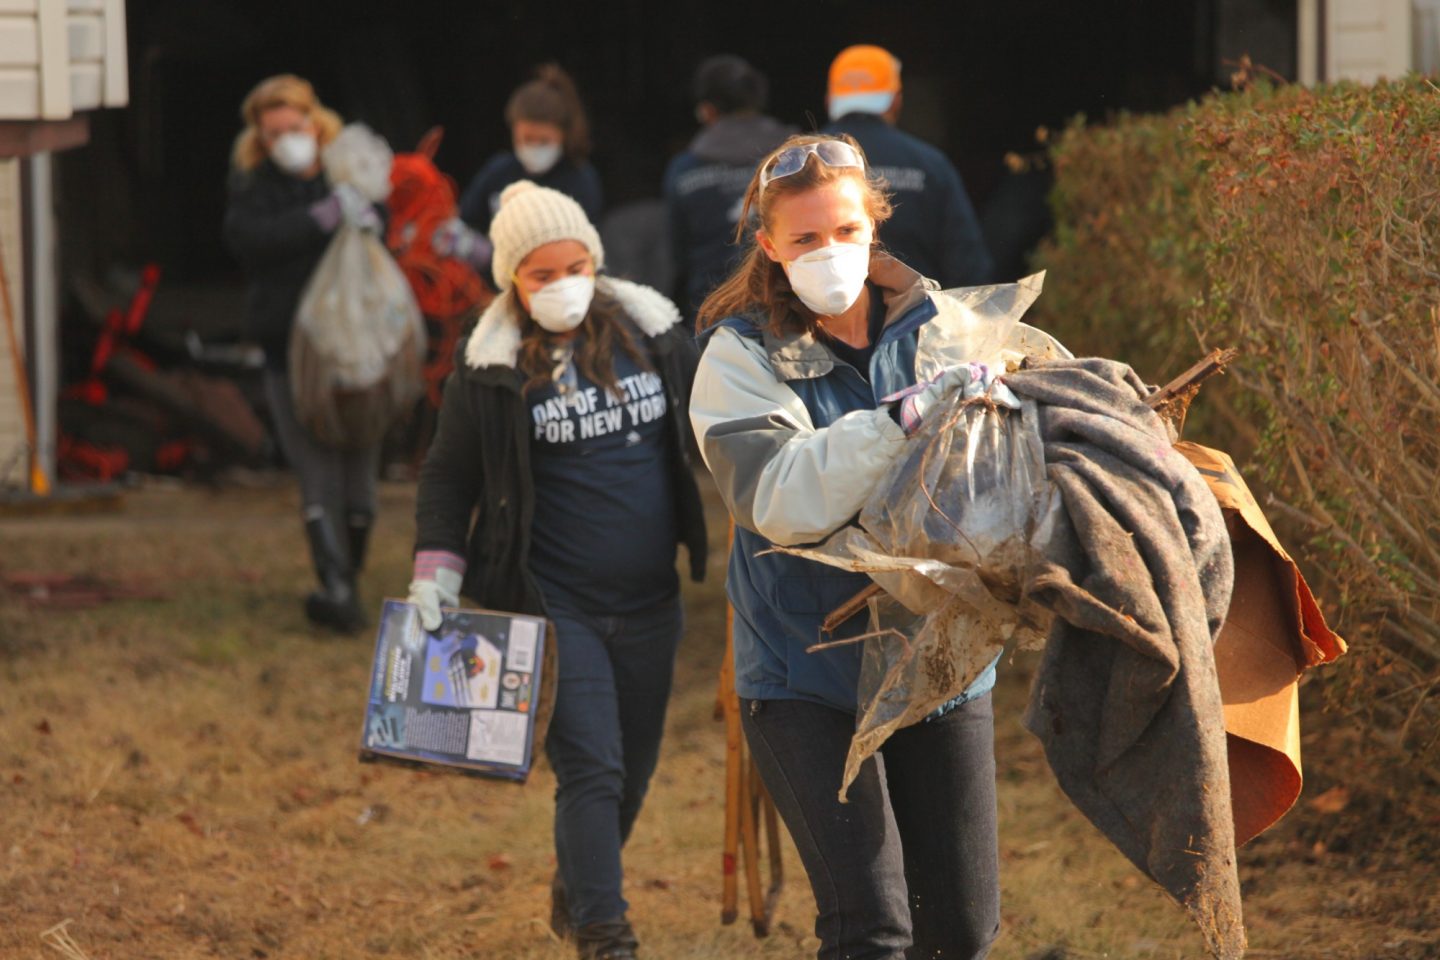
top-left (778, 272), bottom-right (1065, 797)
top-left (289, 124), bottom-right (425, 448)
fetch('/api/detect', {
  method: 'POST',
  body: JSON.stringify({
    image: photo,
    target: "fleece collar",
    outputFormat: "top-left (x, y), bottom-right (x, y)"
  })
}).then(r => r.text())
top-left (464, 275), bottom-right (683, 370)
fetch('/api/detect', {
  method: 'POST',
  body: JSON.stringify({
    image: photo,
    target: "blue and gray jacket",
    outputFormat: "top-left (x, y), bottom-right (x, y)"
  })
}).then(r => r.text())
top-left (690, 254), bottom-right (1068, 714)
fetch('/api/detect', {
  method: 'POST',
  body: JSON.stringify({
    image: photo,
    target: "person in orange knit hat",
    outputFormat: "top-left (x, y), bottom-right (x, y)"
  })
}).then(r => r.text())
top-left (823, 44), bottom-right (994, 288)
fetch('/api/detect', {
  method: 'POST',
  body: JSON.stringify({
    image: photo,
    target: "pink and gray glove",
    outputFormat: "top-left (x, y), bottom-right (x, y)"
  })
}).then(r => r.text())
top-left (886, 363), bottom-right (1019, 436)
top-left (886, 366), bottom-right (974, 436)
top-left (406, 550), bottom-right (466, 631)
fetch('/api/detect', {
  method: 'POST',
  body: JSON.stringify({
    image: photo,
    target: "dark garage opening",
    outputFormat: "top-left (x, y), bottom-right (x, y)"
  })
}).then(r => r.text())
top-left (47, 0), bottom-right (1297, 466)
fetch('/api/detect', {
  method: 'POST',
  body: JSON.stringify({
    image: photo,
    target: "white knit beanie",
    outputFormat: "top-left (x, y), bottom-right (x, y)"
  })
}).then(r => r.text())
top-left (488, 180), bottom-right (605, 291)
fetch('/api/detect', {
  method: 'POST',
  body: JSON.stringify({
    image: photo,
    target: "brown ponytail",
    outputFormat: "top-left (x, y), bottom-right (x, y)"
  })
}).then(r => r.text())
top-left (695, 133), bottom-right (892, 336)
top-left (506, 63), bottom-right (592, 164)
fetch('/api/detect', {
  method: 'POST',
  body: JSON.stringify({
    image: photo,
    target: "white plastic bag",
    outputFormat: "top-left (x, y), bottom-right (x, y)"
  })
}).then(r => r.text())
top-left (289, 125), bottom-right (424, 448)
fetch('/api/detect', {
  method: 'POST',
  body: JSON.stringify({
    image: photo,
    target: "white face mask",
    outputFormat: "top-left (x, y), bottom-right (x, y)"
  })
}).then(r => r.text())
top-left (784, 242), bottom-right (871, 316)
top-left (516, 142), bottom-right (562, 176)
top-left (271, 131), bottom-right (318, 175)
top-left (527, 274), bottom-right (595, 333)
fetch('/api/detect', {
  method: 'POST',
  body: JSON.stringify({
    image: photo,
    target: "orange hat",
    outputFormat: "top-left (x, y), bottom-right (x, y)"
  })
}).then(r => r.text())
top-left (827, 45), bottom-right (901, 120)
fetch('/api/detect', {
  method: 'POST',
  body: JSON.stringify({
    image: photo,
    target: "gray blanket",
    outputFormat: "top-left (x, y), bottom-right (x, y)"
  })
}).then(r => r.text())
top-left (1003, 358), bottom-right (1245, 959)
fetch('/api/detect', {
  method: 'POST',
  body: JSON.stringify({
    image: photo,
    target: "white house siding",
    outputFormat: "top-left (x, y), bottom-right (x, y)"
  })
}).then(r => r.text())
top-left (1326, 0), bottom-right (1412, 82)
top-left (0, 0), bottom-right (126, 119)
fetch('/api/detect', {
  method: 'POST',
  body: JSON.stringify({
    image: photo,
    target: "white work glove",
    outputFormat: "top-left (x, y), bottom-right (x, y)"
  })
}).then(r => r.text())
top-left (335, 182), bottom-right (382, 232)
top-left (406, 550), bottom-right (466, 631)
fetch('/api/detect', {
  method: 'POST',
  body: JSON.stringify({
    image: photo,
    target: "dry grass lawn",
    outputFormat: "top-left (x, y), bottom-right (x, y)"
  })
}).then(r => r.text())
top-left (1, 478), bottom-right (1436, 960)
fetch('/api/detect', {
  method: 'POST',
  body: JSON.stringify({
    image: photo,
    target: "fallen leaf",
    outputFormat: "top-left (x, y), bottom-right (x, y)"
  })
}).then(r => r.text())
top-left (487, 853), bottom-right (512, 871)
top-left (1309, 785), bottom-right (1350, 814)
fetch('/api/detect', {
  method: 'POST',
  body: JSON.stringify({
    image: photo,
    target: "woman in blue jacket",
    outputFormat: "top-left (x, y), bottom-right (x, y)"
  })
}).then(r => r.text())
top-left (690, 134), bottom-right (1064, 960)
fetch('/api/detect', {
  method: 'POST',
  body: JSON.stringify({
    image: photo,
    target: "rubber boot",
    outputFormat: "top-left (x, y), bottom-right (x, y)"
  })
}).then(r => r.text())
top-left (574, 918), bottom-right (638, 960)
top-left (303, 514), bottom-right (365, 633)
top-left (346, 510), bottom-right (373, 574)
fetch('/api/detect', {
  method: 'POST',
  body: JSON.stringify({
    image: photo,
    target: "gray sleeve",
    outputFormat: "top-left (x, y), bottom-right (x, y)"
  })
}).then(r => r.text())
top-left (689, 328), bottom-right (907, 546)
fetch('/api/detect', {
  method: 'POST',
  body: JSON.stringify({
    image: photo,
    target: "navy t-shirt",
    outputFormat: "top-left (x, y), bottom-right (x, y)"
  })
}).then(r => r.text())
top-left (526, 336), bottom-right (679, 614)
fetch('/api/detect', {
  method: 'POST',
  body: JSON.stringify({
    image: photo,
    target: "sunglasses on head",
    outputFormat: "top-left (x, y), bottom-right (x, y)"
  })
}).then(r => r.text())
top-left (758, 140), bottom-right (865, 195)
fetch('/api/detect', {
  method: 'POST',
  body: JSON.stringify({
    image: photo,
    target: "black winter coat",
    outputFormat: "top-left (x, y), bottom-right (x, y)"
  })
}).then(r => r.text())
top-left (414, 287), bottom-right (708, 617)
top-left (222, 161), bottom-right (332, 367)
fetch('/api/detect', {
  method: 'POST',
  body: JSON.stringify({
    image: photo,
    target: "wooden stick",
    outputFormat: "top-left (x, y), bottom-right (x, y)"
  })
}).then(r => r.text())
top-left (1147, 346), bottom-right (1240, 433)
top-left (821, 582), bottom-right (882, 634)
top-left (720, 522), bottom-right (741, 925)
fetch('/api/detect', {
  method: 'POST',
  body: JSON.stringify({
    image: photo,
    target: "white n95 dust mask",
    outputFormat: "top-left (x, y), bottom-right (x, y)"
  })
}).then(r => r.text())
top-left (528, 274), bottom-right (595, 333)
top-left (785, 242), bottom-right (871, 316)
top-left (516, 143), bottom-right (563, 175)
top-left (271, 131), bottom-right (318, 175)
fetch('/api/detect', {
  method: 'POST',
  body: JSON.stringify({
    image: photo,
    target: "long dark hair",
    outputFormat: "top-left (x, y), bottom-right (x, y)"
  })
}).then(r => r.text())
top-left (695, 133), bottom-right (893, 336)
top-left (516, 286), bottom-right (651, 397)
top-left (506, 63), bottom-right (591, 164)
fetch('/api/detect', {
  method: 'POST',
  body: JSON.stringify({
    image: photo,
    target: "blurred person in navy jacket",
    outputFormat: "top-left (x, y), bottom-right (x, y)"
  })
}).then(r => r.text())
top-left (663, 55), bottom-right (794, 319)
top-left (823, 45), bottom-right (993, 287)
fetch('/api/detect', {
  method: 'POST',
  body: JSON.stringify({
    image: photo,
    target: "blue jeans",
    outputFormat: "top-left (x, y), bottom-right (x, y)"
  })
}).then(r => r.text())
top-left (741, 693), bottom-right (1000, 960)
top-left (544, 595), bottom-right (684, 927)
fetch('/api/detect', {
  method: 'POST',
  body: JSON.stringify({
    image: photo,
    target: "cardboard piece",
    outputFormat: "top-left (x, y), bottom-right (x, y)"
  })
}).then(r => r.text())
top-left (358, 599), bottom-right (558, 782)
top-left (1176, 442), bottom-right (1347, 844)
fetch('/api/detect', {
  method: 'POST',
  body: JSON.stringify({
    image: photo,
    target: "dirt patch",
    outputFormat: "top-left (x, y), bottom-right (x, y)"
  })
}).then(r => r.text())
top-left (1, 479), bottom-right (1435, 959)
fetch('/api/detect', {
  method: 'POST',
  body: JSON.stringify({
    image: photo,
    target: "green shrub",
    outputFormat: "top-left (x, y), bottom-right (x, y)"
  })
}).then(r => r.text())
top-left (1032, 77), bottom-right (1440, 769)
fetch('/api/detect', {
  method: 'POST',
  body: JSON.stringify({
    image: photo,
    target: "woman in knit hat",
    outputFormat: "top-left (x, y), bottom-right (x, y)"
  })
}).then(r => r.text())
top-left (407, 181), bottom-right (707, 960)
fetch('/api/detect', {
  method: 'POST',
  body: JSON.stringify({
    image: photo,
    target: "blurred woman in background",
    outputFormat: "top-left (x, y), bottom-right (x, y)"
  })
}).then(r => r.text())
top-left (459, 64), bottom-right (604, 235)
top-left (223, 74), bottom-right (384, 633)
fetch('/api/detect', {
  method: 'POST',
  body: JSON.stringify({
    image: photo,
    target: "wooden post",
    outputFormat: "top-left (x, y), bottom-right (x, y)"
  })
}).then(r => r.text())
top-left (719, 518), bottom-right (786, 935)
top-left (720, 521), bottom-right (741, 924)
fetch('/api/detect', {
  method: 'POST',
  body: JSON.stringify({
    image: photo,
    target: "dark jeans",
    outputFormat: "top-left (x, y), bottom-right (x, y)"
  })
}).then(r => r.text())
top-left (544, 595), bottom-right (684, 927)
top-left (741, 693), bottom-right (1000, 960)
